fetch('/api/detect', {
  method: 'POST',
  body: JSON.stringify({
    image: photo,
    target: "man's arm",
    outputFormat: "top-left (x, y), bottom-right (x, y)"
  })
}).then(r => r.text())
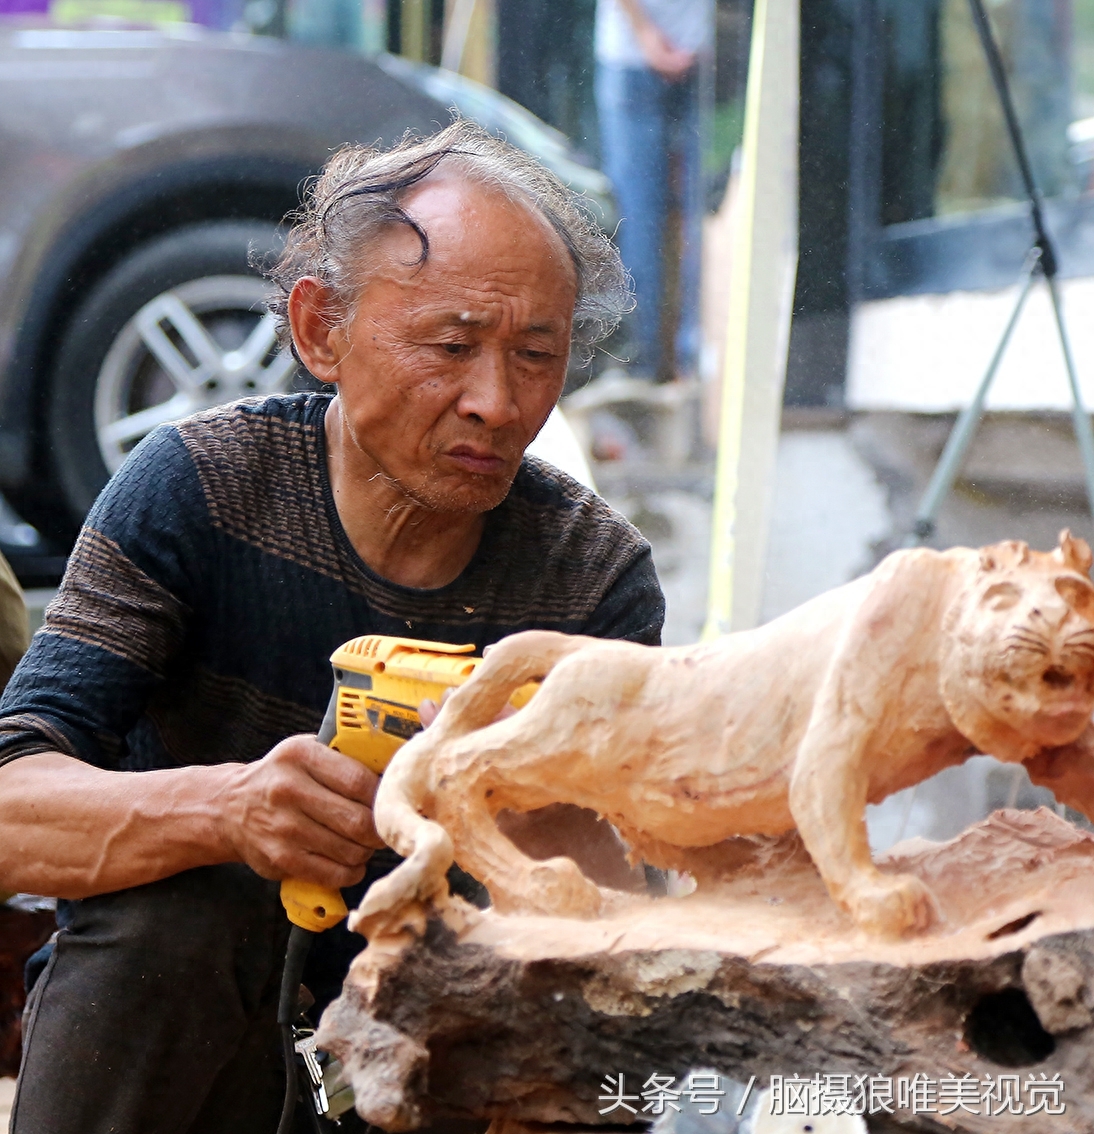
top-left (0, 425), bottom-right (380, 899)
top-left (0, 740), bottom-right (380, 899)
top-left (580, 545), bottom-right (665, 645)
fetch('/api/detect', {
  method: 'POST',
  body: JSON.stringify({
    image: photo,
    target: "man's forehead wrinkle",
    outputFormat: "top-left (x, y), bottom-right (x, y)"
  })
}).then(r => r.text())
top-left (372, 249), bottom-right (572, 296)
top-left (406, 274), bottom-right (571, 319)
top-left (415, 305), bottom-right (568, 336)
top-left (398, 174), bottom-right (576, 283)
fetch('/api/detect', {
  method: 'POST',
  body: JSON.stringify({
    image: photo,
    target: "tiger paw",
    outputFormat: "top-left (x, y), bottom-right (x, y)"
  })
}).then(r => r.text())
top-left (846, 872), bottom-right (939, 937)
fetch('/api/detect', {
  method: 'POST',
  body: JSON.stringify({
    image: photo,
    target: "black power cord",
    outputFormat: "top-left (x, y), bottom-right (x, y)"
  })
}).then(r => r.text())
top-left (276, 924), bottom-right (317, 1134)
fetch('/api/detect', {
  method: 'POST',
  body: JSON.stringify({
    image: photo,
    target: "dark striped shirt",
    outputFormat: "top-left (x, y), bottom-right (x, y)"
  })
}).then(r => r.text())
top-left (0, 393), bottom-right (664, 771)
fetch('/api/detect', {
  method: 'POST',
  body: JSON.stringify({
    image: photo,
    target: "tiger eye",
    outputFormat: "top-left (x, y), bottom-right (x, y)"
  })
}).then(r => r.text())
top-left (983, 582), bottom-right (1021, 611)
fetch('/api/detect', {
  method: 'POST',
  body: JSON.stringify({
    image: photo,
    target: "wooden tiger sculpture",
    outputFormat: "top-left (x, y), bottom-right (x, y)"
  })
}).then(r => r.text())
top-left (354, 531), bottom-right (1094, 939)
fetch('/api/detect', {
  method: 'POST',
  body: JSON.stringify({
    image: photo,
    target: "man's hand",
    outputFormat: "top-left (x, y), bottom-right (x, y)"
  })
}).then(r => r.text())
top-left (420, 687), bottom-right (515, 728)
top-left (616, 0), bottom-right (696, 80)
top-left (216, 734), bottom-right (383, 889)
top-left (635, 21), bottom-right (696, 80)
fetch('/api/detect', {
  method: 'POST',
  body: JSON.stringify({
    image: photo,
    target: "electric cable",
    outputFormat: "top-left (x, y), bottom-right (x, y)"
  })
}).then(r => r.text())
top-left (277, 924), bottom-right (317, 1134)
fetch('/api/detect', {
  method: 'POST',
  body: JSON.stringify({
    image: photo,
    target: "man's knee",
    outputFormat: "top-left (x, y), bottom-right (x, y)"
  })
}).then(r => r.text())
top-left (13, 865), bottom-right (289, 1134)
top-left (50, 864), bottom-right (288, 1015)
top-left (76, 863), bottom-right (280, 943)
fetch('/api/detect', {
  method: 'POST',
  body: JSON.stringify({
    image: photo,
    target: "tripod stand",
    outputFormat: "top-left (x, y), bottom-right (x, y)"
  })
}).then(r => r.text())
top-left (908, 0), bottom-right (1094, 546)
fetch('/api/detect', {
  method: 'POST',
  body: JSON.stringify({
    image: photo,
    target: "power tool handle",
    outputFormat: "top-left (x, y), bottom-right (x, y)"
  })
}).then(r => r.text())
top-left (318, 684), bottom-right (338, 747)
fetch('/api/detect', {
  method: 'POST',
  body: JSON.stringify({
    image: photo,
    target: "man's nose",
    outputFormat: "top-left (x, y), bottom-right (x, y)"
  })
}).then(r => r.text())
top-left (457, 347), bottom-right (520, 428)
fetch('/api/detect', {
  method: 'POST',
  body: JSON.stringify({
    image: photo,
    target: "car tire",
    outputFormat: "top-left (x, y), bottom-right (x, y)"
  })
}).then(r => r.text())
top-left (46, 220), bottom-right (298, 537)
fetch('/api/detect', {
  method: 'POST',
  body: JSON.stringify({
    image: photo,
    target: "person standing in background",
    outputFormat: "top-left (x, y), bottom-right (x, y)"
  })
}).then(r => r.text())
top-left (595, 0), bottom-right (712, 383)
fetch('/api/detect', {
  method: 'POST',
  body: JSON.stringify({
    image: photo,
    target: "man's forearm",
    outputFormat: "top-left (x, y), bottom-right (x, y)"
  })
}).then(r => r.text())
top-left (616, 0), bottom-right (654, 37)
top-left (0, 752), bottom-right (237, 898)
top-left (0, 736), bottom-right (380, 899)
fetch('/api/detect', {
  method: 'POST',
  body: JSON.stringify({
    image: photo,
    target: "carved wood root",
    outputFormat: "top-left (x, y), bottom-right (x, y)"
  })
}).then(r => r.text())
top-left (318, 809), bottom-right (1094, 1134)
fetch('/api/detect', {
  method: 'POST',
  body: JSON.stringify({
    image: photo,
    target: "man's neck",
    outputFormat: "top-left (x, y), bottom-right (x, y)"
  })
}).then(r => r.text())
top-left (324, 400), bottom-right (486, 590)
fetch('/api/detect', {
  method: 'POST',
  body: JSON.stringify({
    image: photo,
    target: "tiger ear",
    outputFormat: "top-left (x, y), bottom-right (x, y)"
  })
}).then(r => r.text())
top-left (979, 540), bottom-right (1029, 572)
top-left (1056, 529), bottom-right (1093, 576)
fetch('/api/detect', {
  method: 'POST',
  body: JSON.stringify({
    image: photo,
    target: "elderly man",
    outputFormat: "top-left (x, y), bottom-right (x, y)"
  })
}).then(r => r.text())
top-left (0, 121), bottom-right (663, 1133)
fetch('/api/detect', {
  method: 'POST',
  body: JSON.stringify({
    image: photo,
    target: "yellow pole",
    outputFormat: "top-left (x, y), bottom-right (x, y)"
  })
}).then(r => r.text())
top-left (702, 0), bottom-right (799, 639)
top-left (400, 0), bottom-right (427, 60)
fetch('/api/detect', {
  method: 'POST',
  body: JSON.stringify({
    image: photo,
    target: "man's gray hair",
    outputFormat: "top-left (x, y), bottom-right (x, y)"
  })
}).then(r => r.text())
top-left (267, 118), bottom-right (630, 360)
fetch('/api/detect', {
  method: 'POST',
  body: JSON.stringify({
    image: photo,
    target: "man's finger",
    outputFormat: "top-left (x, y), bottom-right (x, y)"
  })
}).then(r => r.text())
top-left (419, 699), bottom-right (440, 728)
top-left (297, 739), bottom-right (380, 805)
top-left (269, 842), bottom-right (371, 889)
top-left (419, 686), bottom-right (458, 729)
top-left (280, 810), bottom-right (379, 870)
top-left (296, 787), bottom-right (383, 850)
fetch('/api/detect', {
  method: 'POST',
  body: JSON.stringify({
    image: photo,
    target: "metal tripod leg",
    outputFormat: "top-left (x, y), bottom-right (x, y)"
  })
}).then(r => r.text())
top-left (1046, 273), bottom-right (1094, 515)
top-left (909, 254), bottom-right (1040, 546)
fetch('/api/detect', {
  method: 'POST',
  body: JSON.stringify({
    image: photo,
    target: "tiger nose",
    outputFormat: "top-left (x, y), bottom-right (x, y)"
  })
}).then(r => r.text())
top-left (1031, 593), bottom-right (1070, 627)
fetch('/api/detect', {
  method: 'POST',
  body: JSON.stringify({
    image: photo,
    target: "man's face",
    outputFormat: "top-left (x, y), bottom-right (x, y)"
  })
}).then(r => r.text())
top-left (320, 176), bottom-right (577, 514)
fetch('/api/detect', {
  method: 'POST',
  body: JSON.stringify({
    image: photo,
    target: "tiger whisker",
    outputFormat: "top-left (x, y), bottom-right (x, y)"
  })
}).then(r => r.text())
top-left (1006, 634), bottom-right (1049, 651)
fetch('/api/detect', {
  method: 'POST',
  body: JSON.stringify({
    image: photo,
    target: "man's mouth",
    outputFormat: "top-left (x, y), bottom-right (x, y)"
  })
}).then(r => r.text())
top-left (444, 445), bottom-right (510, 475)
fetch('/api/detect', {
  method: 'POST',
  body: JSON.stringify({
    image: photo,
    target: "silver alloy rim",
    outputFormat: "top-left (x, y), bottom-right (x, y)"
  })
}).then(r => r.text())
top-left (94, 275), bottom-right (296, 473)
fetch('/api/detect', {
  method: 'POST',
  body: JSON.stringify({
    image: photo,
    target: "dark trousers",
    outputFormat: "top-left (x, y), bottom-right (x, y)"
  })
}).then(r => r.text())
top-left (12, 863), bottom-right (297, 1134)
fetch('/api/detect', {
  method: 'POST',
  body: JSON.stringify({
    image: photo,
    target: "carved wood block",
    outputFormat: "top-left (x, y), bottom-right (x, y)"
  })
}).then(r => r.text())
top-left (318, 809), bottom-right (1094, 1134)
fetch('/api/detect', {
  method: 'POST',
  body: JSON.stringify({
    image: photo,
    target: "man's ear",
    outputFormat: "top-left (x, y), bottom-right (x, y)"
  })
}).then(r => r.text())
top-left (287, 277), bottom-right (345, 383)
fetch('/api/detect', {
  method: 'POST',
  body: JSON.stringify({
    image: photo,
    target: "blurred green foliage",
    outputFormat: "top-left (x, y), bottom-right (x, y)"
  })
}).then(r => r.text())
top-left (706, 96), bottom-right (744, 180)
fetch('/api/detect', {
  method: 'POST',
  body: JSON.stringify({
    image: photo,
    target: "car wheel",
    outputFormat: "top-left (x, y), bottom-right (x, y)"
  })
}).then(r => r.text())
top-left (47, 220), bottom-right (299, 536)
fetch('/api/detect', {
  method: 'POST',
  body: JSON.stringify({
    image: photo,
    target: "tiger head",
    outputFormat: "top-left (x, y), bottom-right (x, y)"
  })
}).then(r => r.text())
top-left (941, 530), bottom-right (1094, 750)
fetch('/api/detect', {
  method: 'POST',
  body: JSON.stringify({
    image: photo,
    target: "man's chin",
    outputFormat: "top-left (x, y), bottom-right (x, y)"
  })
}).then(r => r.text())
top-left (405, 466), bottom-right (518, 514)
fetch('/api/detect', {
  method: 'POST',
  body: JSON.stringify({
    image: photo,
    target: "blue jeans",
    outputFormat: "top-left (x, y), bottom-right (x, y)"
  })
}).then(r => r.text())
top-left (595, 62), bottom-right (703, 379)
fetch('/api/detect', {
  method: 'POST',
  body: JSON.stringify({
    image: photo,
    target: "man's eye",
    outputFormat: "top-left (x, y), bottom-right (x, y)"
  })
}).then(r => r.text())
top-left (522, 349), bottom-right (552, 361)
top-left (440, 343), bottom-right (468, 355)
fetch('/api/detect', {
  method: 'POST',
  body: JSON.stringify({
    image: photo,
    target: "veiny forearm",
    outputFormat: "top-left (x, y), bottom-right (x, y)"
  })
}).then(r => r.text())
top-left (0, 752), bottom-right (239, 899)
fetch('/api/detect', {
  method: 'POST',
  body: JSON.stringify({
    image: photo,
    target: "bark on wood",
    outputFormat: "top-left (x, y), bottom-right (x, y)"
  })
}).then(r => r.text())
top-left (318, 809), bottom-right (1094, 1134)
